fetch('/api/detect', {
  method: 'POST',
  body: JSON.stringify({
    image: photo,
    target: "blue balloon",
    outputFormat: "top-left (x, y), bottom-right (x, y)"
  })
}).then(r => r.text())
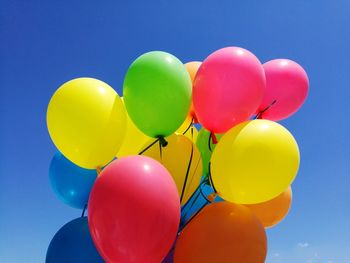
top-left (46, 217), bottom-right (103, 263)
top-left (49, 152), bottom-right (97, 209)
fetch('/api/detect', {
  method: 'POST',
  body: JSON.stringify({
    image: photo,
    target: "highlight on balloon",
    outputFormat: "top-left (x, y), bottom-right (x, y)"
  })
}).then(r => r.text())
top-left (45, 47), bottom-right (309, 262)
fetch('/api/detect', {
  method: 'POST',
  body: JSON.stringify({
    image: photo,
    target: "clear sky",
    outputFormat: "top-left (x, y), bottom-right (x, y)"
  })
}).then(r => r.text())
top-left (1, 1), bottom-right (349, 262)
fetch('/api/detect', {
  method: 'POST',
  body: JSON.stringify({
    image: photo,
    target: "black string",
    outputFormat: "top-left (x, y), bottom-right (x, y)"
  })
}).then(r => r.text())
top-left (138, 139), bottom-right (159, 155)
top-left (81, 204), bottom-right (87, 217)
top-left (159, 140), bottom-right (163, 161)
top-left (182, 118), bottom-right (194, 135)
top-left (179, 131), bottom-right (194, 203)
top-left (181, 178), bottom-right (208, 210)
top-left (208, 132), bottom-right (212, 152)
top-left (255, 99), bottom-right (277, 119)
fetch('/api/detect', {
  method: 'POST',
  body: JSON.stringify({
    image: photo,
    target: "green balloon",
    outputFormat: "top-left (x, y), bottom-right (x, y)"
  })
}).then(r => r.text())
top-left (123, 51), bottom-right (192, 138)
top-left (196, 128), bottom-right (223, 176)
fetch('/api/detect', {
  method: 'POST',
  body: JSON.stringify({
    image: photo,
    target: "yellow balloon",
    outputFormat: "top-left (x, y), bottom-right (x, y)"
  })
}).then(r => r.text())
top-left (117, 106), bottom-right (151, 157)
top-left (211, 120), bottom-right (299, 204)
top-left (140, 134), bottom-right (202, 205)
top-left (47, 78), bottom-right (126, 169)
top-left (176, 115), bottom-right (198, 142)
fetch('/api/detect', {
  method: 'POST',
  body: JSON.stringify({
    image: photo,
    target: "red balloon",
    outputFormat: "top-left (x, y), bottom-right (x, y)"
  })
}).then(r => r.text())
top-left (257, 59), bottom-right (309, 120)
top-left (88, 156), bottom-right (180, 263)
top-left (193, 47), bottom-right (265, 133)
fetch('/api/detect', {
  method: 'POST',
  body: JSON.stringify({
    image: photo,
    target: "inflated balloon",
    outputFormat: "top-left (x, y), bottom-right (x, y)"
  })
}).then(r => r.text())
top-left (211, 119), bottom-right (299, 204)
top-left (185, 61), bottom-right (201, 122)
top-left (46, 217), bottom-right (103, 263)
top-left (176, 116), bottom-right (198, 142)
top-left (116, 101), bottom-right (151, 157)
top-left (49, 152), bottom-right (97, 209)
top-left (174, 202), bottom-right (267, 263)
top-left (88, 156), bottom-right (180, 263)
top-left (193, 47), bottom-right (265, 133)
top-left (257, 59), bottom-right (309, 120)
top-left (47, 78), bottom-right (126, 169)
top-left (123, 51), bottom-right (192, 138)
top-left (246, 187), bottom-right (292, 228)
top-left (140, 134), bottom-right (202, 205)
top-left (196, 128), bottom-right (222, 176)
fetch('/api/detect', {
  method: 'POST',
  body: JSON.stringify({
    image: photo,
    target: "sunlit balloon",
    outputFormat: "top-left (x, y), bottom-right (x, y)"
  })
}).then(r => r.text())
top-left (47, 78), bottom-right (126, 169)
top-left (211, 119), bottom-right (299, 204)
top-left (123, 51), bottom-right (192, 138)
top-left (174, 202), bottom-right (267, 263)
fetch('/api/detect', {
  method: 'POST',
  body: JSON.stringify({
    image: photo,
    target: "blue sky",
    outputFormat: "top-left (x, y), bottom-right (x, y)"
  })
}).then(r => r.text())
top-left (1, 1), bottom-right (349, 262)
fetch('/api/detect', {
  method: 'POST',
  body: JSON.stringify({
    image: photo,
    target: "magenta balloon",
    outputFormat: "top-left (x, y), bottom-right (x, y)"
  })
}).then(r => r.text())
top-left (257, 59), bottom-right (309, 120)
top-left (193, 47), bottom-right (265, 133)
top-left (88, 156), bottom-right (180, 263)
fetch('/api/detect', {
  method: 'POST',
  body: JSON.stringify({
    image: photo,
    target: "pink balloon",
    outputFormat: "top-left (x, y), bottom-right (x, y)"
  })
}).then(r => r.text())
top-left (257, 59), bottom-right (309, 120)
top-left (88, 156), bottom-right (180, 263)
top-left (193, 47), bottom-right (265, 133)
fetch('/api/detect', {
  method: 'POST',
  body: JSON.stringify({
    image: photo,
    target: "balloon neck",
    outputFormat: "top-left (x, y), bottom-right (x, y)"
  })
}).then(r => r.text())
top-left (256, 99), bottom-right (277, 119)
top-left (207, 193), bottom-right (217, 202)
top-left (96, 166), bottom-right (102, 175)
top-left (158, 136), bottom-right (168, 147)
top-left (192, 113), bottom-right (198, 124)
top-left (210, 132), bottom-right (218, 144)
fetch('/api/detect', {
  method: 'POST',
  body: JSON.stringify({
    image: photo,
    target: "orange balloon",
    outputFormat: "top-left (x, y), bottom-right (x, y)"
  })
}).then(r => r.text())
top-left (174, 202), bottom-right (267, 263)
top-left (185, 61), bottom-right (201, 122)
top-left (246, 187), bottom-right (292, 228)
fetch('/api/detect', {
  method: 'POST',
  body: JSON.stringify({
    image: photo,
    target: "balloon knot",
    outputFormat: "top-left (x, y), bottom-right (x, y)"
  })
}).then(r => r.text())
top-left (210, 132), bottom-right (218, 144)
top-left (158, 136), bottom-right (168, 147)
top-left (207, 193), bottom-right (217, 202)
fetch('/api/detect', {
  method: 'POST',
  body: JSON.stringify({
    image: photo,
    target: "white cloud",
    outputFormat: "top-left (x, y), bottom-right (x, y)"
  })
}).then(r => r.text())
top-left (298, 242), bottom-right (309, 248)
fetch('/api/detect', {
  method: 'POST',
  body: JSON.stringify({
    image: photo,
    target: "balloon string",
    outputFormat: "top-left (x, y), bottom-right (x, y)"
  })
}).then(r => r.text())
top-left (159, 140), bottom-right (163, 161)
top-left (179, 129), bottom-right (194, 203)
top-left (138, 138), bottom-right (160, 155)
top-left (181, 178), bottom-right (208, 212)
top-left (182, 118), bottom-right (194, 135)
top-left (180, 178), bottom-right (210, 226)
top-left (81, 204), bottom-right (87, 217)
top-left (255, 99), bottom-right (277, 119)
top-left (208, 133), bottom-right (212, 152)
top-left (208, 162), bottom-right (218, 194)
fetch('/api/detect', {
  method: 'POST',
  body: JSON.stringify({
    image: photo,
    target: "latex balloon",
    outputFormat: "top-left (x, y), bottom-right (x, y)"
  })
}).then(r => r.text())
top-left (49, 152), bottom-right (97, 209)
top-left (185, 61), bottom-right (201, 122)
top-left (257, 59), bottom-right (309, 120)
top-left (140, 134), bottom-right (202, 205)
top-left (174, 202), bottom-right (267, 263)
top-left (88, 156), bottom-right (180, 263)
top-left (117, 101), bottom-right (151, 158)
top-left (246, 187), bottom-right (292, 228)
top-left (123, 51), bottom-right (192, 138)
top-left (196, 128), bottom-right (223, 176)
top-left (176, 116), bottom-right (198, 142)
top-left (46, 217), bottom-right (103, 263)
top-left (47, 77), bottom-right (126, 169)
top-left (193, 47), bottom-right (265, 133)
top-left (211, 119), bottom-right (299, 204)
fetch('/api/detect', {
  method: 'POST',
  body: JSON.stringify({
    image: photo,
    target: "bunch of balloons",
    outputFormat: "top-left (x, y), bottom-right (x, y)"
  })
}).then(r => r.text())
top-left (46, 47), bottom-right (308, 263)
